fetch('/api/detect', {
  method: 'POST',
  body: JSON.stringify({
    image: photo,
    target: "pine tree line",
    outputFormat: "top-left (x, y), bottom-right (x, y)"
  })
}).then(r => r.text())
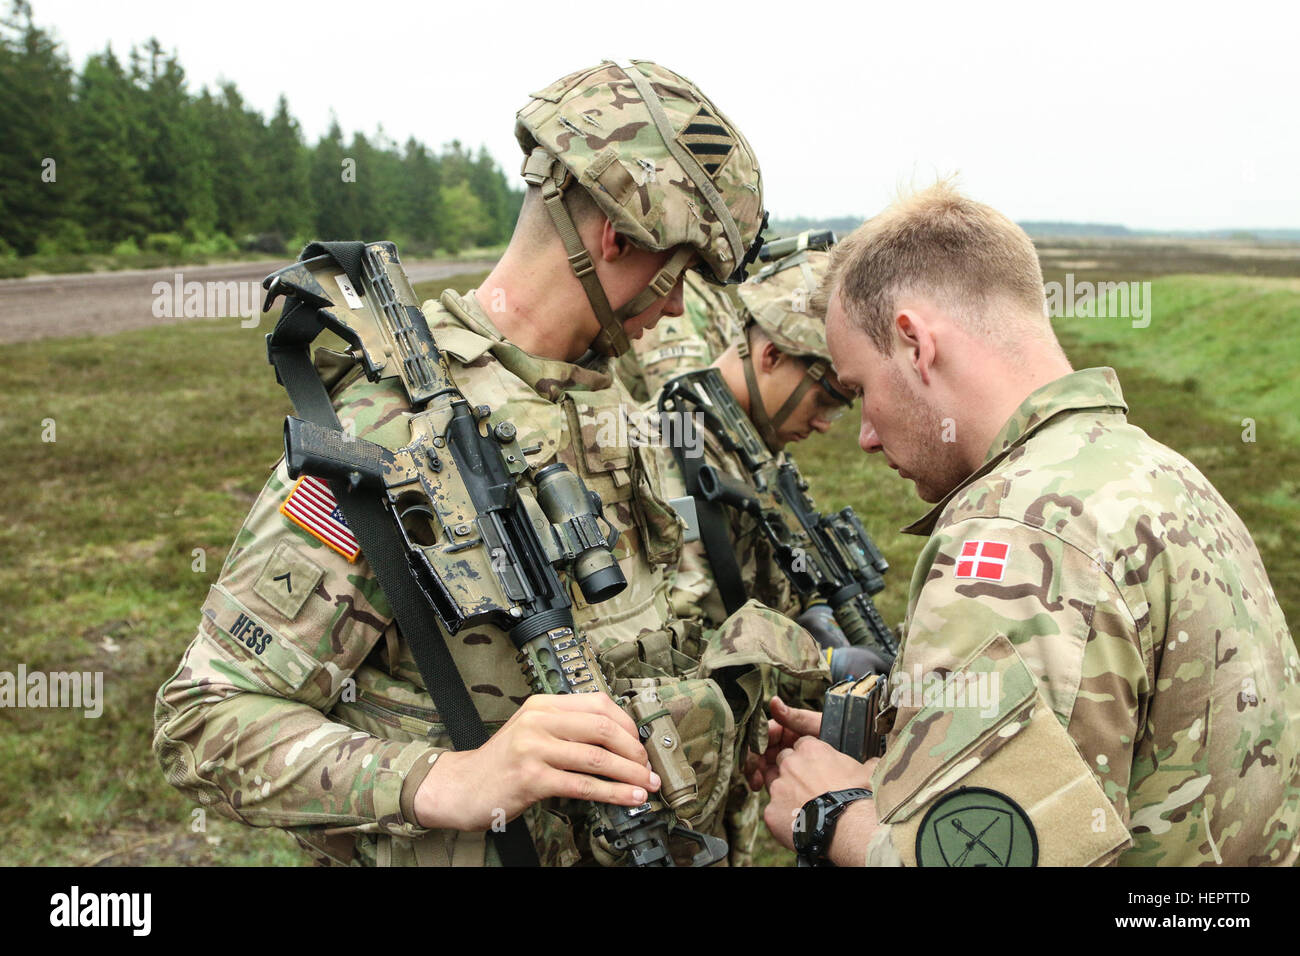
top-left (0, 1), bottom-right (523, 260)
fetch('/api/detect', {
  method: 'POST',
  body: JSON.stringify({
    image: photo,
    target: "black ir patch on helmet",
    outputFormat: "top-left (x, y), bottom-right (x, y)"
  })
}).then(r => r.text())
top-left (678, 104), bottom-right (735, 178)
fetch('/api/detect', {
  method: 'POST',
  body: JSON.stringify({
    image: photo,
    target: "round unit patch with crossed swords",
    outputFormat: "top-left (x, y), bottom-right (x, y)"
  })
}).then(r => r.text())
top-left (915, 788), bottom-right (1038, 867)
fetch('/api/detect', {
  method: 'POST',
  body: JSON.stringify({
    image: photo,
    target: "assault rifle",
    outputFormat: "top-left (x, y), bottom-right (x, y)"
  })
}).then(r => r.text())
top-left (659, 368), bottom-right (898, 666)
top-left (262, 241), bottom-right (725, 867)
top-left (757, 229), bottom-right (836, 262)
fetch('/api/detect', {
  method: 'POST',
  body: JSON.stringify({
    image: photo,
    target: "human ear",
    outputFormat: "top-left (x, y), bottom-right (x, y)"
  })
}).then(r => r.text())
top-left (599, 219), bottom-right (628, 262)
top-left (759, 339), bottom-right (784, 374)
top-left (896, 312), bottom-right (936, 387)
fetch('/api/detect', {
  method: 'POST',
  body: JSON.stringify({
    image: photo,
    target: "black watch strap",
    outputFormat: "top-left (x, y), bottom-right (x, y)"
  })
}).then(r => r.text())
top-left (795, 787), bottom-right (873, 868)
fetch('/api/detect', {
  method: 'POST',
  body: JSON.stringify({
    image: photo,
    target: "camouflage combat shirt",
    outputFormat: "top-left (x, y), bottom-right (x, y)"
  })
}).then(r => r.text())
top-left (645, 404), bottom-right (800, 631)
top-left (152, 287), bottom-right (803, 866)
top-left (866, 367), bottom-right (1299, 867)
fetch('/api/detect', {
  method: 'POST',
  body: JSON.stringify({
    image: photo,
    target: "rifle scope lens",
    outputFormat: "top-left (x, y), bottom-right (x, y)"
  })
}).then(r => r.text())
top-left (534, 464), bottom-right (627, 604)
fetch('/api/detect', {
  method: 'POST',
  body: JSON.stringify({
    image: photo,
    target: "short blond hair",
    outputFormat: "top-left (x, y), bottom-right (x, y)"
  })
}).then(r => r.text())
top-left (820, 180), bottom-right (1047, 353)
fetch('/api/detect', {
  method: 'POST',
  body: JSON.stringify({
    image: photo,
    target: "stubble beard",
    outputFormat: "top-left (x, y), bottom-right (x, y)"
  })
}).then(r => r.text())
top-left (888, 366), bottom-right (972, 504)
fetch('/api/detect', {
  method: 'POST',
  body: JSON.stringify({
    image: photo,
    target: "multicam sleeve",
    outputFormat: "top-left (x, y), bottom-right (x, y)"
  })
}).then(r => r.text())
top-left (867, 516), bottom-right (1144, 866)
top-left (153, 377), bottom-right (443, 837)
top-left (739, 517), bottom-right (800, 620)
top-left (700, 600), bottom-right (831, 750)
top-left (152, 457), bottom-right (441, 836)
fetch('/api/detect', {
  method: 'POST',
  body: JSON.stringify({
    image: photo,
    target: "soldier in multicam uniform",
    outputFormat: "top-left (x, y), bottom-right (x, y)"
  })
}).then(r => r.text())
top-left (615, 270), bottom-right (743, 403)
top-left (753, 181), bottom-right (1300, 867)
top-left (650, 247), bottom-right (874, 675)
top-left (643, 247), bottom-right (880, 865)
top-left (152, 60), bottom-right (827, 867)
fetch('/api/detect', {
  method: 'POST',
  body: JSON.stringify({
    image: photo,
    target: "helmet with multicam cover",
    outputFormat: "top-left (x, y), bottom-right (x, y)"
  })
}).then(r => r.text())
top-left (516, 59), bottom-right (767, 356)
top-left (741, 247), bottom-right (836, 363)
top-left (734, 239), bottom-right (853, 450)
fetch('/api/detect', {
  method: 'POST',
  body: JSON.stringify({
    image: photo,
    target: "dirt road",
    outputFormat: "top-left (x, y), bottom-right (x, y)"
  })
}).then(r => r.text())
top-left (0, 258), bottom-right (495, 344)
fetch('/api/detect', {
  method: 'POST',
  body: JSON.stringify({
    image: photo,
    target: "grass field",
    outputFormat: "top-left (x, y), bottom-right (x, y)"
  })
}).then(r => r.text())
top-left (0, 244), bottom-right (1296, 866)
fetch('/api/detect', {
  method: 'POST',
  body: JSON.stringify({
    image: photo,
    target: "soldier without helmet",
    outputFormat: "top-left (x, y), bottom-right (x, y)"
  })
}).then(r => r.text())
top-left (751, 181), bottom-right (1300, 868)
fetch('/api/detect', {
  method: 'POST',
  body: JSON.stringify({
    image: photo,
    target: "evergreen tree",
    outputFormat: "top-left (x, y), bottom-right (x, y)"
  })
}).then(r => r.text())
top-left (70, 46), bottom-right (152, 246)
top-left (400, 137), bottom-right (444, 247)
top-left (0, 4), bottom-right (521, 258)
top-left (261, 94), bottom-right (313, 240)
top-left (0, 0), bottom-right (79, 253)
top-left (132, 38), bottom-right (215, 238)
top-left (195, 82), bottom-right (265, 239)
top-left (348, 128), bottom-right (392, 238)
top-left (311, 118), bottom-right (354, 239)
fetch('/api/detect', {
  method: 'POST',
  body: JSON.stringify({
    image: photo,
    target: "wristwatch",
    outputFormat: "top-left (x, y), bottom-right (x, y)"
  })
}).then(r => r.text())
top-left (793, 788), bottom-right (873, 867)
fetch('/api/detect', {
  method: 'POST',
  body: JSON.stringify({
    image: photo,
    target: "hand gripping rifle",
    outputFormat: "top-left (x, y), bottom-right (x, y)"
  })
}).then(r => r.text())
top-left (262, 241), bottom-right (725, 867)
top-left (658, 369), bottom-right (898, 667)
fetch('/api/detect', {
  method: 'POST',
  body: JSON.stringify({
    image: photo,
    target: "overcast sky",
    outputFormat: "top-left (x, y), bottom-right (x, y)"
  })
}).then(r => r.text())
top-left (32, 0), bottom-right (1300, 231)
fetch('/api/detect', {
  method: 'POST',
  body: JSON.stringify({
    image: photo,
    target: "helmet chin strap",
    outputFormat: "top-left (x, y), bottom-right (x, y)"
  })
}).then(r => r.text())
top-left (522, 147), bottom-right (693, 358)
top-left (737, 331), bottom-right (829, 452)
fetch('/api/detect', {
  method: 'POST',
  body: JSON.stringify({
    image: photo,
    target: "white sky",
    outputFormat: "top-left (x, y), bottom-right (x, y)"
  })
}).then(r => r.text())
top-left (33, 0), bottom-right (1300, 231)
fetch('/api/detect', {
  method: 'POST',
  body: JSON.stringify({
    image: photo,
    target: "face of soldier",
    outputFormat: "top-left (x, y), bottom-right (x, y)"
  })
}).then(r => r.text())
top-left (588, 226), bottom-right (692, 355)
top-left (825, 290), bottom-right (972, 504)
top-left (768, 360), bottom-right (851, 445)
top-left (621, 256), bottom-right (689, 344)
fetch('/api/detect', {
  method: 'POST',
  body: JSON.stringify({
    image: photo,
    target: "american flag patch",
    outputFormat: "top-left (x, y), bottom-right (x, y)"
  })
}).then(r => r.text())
top-left (955, 540), bottom-right (1009, 581)
top-left (280, 476), bottom-right (361, 562)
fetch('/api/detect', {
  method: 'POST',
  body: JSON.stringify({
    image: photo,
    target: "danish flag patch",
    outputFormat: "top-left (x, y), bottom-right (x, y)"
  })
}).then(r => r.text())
top-left (954, 540), bottom-right (1010, 581)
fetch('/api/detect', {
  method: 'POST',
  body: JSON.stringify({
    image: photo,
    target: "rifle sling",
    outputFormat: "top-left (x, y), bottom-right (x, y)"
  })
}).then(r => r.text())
top-left (268, 296), bottom-right (540, 867)
top-left (671, 408), bottom-right (748, 617)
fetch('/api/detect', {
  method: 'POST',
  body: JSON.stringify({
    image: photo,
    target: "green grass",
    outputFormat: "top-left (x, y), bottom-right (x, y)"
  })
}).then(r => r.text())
top-left (1, 266), bottom-right (1295, 866)
top-left (0, 249), bottom-right (278, 280)
top-left (1050, 275), bottom-right (1300, 442)
top-left (0, 270), bottom-right (487, 866)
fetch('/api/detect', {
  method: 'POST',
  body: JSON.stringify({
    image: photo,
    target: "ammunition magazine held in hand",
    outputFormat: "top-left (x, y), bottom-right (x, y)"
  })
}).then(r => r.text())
top-left (263, 241), bottom-right (725, 867)
top-left (819, 673), bottom-right (887, 761)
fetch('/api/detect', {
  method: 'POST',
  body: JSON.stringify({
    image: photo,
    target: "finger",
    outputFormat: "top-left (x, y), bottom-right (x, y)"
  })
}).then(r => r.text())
top-left (763, 721), bottom-right (797, 758)
top-left (540, 738), bottom-right (657, 790)
top-left (545, 769), bottom-right (651, 807)
top-left (536, 711), bottom-right (648, 766)
top-left (772, 697), bottom-right (822, 738)
top-left (533, 692), bottom-right (641, 740)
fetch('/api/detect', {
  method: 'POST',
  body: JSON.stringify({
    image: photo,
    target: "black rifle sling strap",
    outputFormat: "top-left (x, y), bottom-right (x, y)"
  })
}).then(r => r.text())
top-left (667, 401), bottom-right (748, 617)
top-left (267, 293), bottom-right (540, 867)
